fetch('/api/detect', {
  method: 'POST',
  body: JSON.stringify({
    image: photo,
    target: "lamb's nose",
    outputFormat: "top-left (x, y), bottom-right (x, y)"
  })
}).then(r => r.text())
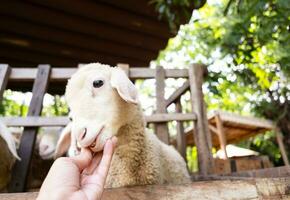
top-left (78, 128), bottom-right (87, 141)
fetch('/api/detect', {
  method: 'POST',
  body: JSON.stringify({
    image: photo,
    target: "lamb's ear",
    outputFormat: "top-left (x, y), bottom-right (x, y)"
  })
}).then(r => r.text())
top-left (54, 123), bottom-right (72, 159)
top-left (110, 67), bottom-right (138, 104)
top-left (0, 121), bottom-right (21, 160)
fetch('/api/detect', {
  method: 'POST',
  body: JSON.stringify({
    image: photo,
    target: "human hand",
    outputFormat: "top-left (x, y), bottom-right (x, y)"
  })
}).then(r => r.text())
top-left (37, 137), bottom-right (117, 200)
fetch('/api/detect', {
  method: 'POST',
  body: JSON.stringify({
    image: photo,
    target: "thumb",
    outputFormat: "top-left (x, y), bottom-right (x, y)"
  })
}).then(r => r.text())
top-left (70, 148), bottom-right (93, 171)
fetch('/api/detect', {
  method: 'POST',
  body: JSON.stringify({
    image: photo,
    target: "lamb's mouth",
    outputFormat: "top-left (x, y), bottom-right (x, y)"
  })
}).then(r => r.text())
top-left (89, 125), bottom-right (105, 148)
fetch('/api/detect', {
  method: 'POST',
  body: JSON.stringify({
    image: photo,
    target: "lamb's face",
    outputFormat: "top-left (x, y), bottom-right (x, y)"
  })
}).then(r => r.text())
top-left (65, 63), bottom-right (137, 152)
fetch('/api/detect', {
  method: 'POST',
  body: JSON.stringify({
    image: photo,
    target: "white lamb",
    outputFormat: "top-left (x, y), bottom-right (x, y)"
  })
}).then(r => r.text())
top-left (55, 63), bottom-right (190, 188)
top-left (38, 125), bottom-right (74, 160)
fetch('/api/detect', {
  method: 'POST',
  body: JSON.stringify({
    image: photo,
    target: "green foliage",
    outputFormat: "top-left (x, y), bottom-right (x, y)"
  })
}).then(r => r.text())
top-left (41, 95), bottom-right (69, 117)
top-left (0, 90), bottom-right (28, 116)
top-left (0, 91), bottom-right (69, 117)
top-left (186, 146), bottom-right (198, 172)
top-left (157, 0), bottom-right (290, 167)
top-left (151, 0), bottom-right (207, 31)
top-left (238, 131), bottom-right (283, 165)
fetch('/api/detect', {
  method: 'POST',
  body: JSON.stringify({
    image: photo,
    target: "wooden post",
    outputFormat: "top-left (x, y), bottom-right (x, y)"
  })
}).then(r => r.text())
top-left (0, 64), bottom-right (11, 101)
top-left (175, 98), bottom-right (186, 160)
top-left (9, 65), bottom-right (51, 192)
top-left (155, 66), bottom-right (169, 144)
top-left (276, 128), bottom-right (289, 166)
top-left (117, 63), bottom-right (129, 76)
top-left (189, 64), bottom-right (213, 175)
top-left (214, 112), bottom-right (228, 159)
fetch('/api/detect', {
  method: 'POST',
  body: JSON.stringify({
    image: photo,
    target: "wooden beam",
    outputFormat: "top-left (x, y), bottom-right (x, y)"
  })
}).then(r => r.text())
top-left (98, 0), bottom-right (158, 19)
top-left (209, 124), bottom-right (218, 134)
top-left (26, 0), bottom-right (170, 39)
top-left (0, 64), bottom-right (10, 101)
top-left (0, 114), bottom-right (197, 127)
top-left (2, 177), bottom-right (290, 199)
top-left (155, 66), bottom-right (169, 144)
top-left (276, 128), bottom-right (290, 166)
top-left (215, 113), bottom-right (228, 159)
top-left (9, 65), bottom-right (51, 192)
top-left (130, 68), bottom-right (189, 79)
top-left (189, 64), bottom-right (214, 175)
top-left (165, 80), bottom-right (190, 107)
top-left (208, 110), bottom-right (275, 130)
top-left (0, 17), bottom-right (156, 62)
top-left (0, 2), bottom-right (167, 50)
top-left (0, 33), bottom-right (146, 65)
top-left (0, 47), bottom-right (81, 67)
top-left (175, 99), bottom-right (186, 160)
top-left (7, 68), bottom-right (189, 81)
top-left (227, 166), bottom-right (290, 178)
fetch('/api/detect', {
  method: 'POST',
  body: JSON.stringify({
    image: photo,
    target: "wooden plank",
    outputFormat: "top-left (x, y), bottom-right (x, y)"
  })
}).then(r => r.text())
top-left (215, 113), bottom-right (228, 159)
top-left (0, 47), bottom-right (80, 67)
top-left (0, 17), bottom-right (155, 65)
top-left (98, 0), bottom-right (158, 18)
top-left (25, 0), bottom-right (170, 38)
top-left (1, 178), bottom-right (290, 199)
top-left (130, 68), bottom-right (189, 79)
top-left (175, 99), bottom-right (186, 160)
top-left (8, 68), bottom-right (189, 81)
top-left (0, 114), bottom-right (197, 127)
top-left (227, 166), bottom-right (290, 178)
top-left (208, 124), bottom-right (218, 134)
top-left (165, 80), bottom-right (190, 107)
top-left (0, 64), bottom-right (11, 101)
top-left (276, 129), bottom-right (290, 166)
top-left (0, 4), bottom-right (166, 51)
top-left (154, 67), bottom-right (169, 144)
top-left (189, 64), bottom-right (214, 175)
top-left (209, 110), bottom-right (275, 130)
top-left (0, 32), bottom-right (145, 65)
top-left (9, 65), bottom-right (51, 192)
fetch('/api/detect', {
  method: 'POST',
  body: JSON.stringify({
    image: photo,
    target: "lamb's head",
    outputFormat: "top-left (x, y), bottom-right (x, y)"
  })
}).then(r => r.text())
top-left (38, 127), bottom-right (61, 160)
top-left (64, 63), bottom-right (138, 153)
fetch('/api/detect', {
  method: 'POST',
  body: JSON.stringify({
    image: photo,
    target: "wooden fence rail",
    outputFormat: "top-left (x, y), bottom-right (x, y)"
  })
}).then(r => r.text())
top-left (0, 114), bottom-right (197, 127)
top-left (9, 68), bottom-right (190, 81)
top-left (1, 177), bottom-right (289, 200)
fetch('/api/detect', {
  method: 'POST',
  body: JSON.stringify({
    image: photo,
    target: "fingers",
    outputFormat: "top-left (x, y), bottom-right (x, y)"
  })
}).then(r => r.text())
top-left (80, 137), bottom-right (117, 200)
top-left (93, 137), bottom-right (117, 177)
top-left (70, 148), bottom-right (93, 171)
top-left (82, 137), bottom-right (118, 177)
top-left (82, 152), bottom-right (102, 175)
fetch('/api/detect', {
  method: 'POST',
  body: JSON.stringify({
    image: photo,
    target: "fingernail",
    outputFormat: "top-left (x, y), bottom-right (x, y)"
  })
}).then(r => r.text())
top-left (111, 136), bottom-right (118, 146)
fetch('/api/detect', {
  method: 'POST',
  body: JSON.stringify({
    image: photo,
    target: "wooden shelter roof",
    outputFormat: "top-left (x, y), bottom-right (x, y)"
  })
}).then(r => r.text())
top-left (0, 1), bottom-right (177, 68)
top-left (182, 111), bottom-right (275, 148)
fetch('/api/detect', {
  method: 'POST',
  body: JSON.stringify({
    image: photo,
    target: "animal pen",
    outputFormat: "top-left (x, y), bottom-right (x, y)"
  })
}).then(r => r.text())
top-left (0, 64), bottom-right (289, 199)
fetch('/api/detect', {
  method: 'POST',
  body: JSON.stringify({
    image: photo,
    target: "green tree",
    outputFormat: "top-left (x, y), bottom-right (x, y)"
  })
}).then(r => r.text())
top-left (157, 0), bottom-right (290, 165)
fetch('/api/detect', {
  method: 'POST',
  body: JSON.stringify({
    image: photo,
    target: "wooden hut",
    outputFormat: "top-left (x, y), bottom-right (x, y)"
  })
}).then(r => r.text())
top-left (180, 110), bottom-right (289, 173)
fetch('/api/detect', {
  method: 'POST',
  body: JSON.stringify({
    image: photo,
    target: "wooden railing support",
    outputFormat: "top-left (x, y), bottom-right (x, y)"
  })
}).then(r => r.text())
top-left (276, 128), bottom-right (289, 166)
top-left (215, 112), bottom-right (228, 159)
top-left (155, 66), bottom-right (169, 144)
top-left (175, 98), bottom-right (186, 160)
top-left (9, 65), bottom-right (51, 192)
top-left (0, 64), bottom-right (11, 101)
top-left (189, 64), bottom-right (214, 175)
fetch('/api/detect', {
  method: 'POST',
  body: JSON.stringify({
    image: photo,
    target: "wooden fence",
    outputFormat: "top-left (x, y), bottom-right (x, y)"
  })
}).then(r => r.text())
top-left (0, 63), bottom-right (213, 192)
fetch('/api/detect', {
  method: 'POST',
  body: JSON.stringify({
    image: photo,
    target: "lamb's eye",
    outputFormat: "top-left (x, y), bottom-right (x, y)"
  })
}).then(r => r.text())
top-left (69, 117), bottom-right (73, 121)
top-left (93, 80), bottom-right (104, 88)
